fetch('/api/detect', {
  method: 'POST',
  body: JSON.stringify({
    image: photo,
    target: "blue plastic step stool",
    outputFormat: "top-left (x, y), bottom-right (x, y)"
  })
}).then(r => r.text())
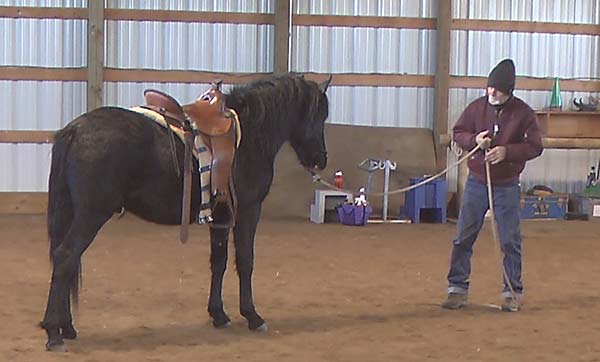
top-left (404, 177), bottom-right (447, 223)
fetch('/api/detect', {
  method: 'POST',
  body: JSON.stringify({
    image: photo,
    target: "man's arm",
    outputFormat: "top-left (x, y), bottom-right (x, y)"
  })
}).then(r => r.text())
top-left (504, 111), bottom-right (543, 162)
top-left (452, 106), bottom-right (477, 151)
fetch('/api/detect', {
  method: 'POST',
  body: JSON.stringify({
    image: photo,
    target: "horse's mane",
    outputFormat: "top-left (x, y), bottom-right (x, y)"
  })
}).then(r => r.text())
top-left (225, 74), bottom-right (324, 155)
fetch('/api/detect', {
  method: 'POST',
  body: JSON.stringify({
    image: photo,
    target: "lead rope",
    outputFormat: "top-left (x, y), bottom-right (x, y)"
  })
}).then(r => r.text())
top-left (310, 144), bottom-right (481, 196)
top-left (485, 154), bottom-right (520, 307)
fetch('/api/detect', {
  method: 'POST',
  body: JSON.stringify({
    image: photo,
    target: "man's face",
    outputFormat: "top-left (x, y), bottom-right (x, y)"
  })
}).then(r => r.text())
top-left (487, 87), bottom-right (510, 105)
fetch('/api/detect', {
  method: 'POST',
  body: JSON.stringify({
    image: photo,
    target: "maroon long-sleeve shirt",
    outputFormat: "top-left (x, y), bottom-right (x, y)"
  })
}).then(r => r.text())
top-left (453, 96), bottom-right (543, 184)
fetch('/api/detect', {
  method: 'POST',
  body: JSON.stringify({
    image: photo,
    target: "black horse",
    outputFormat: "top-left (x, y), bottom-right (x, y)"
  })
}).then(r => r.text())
top-left (40, 73), bottom-right (331, 351)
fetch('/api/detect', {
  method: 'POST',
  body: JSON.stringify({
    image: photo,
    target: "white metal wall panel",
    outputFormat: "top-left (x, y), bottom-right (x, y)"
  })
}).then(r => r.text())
top-left (454, 0), bottom-right (599, 23)
top-left (0, 81), bottom-right (86, 191)
top-left (105, 21), bottom-right (272, 72)
top-left (294, 0), bottom-right (436, 17)
top-left (1, 0), bottom-right (87, 191)
top-left (0, 18), bottom-right (87, 67)
top-left (293, 0), bottom-right (436, 128)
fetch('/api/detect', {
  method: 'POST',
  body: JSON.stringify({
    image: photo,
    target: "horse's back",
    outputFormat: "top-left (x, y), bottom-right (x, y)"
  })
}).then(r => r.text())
top-left (53, 107), bottom-right (194, 223)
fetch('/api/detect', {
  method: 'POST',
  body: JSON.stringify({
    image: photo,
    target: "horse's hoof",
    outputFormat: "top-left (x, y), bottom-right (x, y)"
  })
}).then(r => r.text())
top-left (213, 320), bottom-right (232, 329)
top-left (252, 322), bottom-right (268, 332)
top-left (46, 342), bottom-right (67, 352)
top-left (61, 326), bottom-right (77, 340)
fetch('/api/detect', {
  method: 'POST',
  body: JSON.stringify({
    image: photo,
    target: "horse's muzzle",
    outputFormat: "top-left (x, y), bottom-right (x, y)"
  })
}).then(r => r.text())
top-left (313, 150), bottom-right (327, 170)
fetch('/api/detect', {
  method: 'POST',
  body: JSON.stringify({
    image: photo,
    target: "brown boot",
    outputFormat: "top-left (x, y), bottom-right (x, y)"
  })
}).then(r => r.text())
top-left (441, 293), bottom-right (468, 309)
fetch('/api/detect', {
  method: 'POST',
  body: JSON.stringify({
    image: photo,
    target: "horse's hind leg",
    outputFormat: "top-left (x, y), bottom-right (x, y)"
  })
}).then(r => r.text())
top-left (41, 212), bottom-right (110, 351)
top-left (208, 227), bottom-right (231, 327)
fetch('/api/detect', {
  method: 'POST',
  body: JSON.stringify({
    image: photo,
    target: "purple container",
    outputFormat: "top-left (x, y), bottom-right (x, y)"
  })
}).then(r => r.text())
top-left (337, 204), bottom-right (372, 226)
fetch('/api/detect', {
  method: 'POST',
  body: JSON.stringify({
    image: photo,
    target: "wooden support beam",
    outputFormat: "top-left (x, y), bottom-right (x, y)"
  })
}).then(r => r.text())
top-left (0, 130), bottom-right (55, 143)
top-left (0, 6), bottom-right (86, 19)
top-left (104, 9), bottom-right (273, 24)
top-left (274, 0), bottom-right (291, 74)
top-left (433, 0), bottom-right (451, 172)
top-left (302, 72), bottom-right (433, 87)
top-left (450, 76), bottom-right (600, 92)
top-left (2, 66), bottom-right (600, 92)
top-left (0, 66), bottom-right (86, 81)
top-left (103, 68), bottom-right (268, 84)
top-left (293, 14), bottom-right (436, 29)
top-left (87, 1), bottom-right (104, 111)
top-left (452, 18), bottom-right (600, 36)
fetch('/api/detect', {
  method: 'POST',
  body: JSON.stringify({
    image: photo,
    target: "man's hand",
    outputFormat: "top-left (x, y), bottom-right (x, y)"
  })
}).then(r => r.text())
top-left (475, 130), bottom-right (492, 150)
top-left (485, 146), bottom-right (507, 165)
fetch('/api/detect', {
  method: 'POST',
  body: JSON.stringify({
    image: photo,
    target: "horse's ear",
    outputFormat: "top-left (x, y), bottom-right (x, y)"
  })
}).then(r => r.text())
top-left (318, 75), bottom-right (333, 93)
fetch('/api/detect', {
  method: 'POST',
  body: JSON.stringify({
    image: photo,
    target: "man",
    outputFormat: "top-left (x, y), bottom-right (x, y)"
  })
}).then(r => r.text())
top-left (441, 59), bottom-right (543, 312)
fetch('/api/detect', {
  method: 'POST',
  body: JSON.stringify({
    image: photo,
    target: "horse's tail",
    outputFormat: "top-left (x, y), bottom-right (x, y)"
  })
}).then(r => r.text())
top-left (47, 125), bottom-right (80, 305)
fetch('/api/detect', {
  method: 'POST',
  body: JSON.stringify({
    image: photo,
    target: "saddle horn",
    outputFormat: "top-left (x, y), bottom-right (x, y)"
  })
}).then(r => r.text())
top-left (211, 79), bottom-right (223, 91)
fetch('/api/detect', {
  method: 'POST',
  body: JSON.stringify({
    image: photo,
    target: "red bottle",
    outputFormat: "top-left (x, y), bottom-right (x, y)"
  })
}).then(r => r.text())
top-left (334, 170), bottom-right (344, 188)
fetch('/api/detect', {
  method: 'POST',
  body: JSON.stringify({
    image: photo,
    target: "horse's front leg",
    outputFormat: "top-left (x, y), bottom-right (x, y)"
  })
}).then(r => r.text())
top-left (208, 227), bottom-right (231, 328)
top-left (234, 205), bottom-right (267, 331)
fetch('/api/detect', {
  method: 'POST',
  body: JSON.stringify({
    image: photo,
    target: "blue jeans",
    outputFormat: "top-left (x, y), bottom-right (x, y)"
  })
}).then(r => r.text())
top-left (447, 174), bottom-right (523, 298)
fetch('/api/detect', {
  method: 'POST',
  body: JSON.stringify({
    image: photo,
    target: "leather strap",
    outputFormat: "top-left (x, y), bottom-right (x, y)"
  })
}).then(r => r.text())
top-left (179, 129), bottom-right (194, 243)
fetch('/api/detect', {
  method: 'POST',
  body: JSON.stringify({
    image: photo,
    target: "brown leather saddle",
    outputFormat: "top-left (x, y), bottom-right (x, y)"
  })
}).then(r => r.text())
top-left (142, 81), bottom-right (238, 240)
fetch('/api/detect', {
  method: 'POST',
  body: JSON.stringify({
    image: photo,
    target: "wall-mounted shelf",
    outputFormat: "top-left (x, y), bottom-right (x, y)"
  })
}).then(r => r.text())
top-left (536, 111), bottom-right (600, 138)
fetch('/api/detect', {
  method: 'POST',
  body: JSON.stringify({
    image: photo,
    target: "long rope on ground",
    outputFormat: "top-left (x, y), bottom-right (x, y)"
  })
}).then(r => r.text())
top-left (485, 156), bottom-right (521, 306)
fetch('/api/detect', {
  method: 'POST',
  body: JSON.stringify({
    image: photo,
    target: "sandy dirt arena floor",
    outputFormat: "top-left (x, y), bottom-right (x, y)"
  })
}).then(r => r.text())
top-left (1, 213), bottom-right (600, 362)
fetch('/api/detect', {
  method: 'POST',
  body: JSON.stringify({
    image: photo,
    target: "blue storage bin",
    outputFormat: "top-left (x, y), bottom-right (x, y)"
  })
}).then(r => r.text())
top-left (519, 194), bottom-right (567, 219)
top-left (404, 177), bottom-right (447, 223)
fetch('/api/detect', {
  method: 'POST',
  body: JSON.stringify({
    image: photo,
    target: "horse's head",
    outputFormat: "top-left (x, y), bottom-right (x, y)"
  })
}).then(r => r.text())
top-left (289, 75), bottom-right (332, 171)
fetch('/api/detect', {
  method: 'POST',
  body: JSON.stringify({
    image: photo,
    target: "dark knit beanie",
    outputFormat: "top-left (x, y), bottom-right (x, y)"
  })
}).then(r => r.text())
top-left (487, 59), bottom-right (516, 95)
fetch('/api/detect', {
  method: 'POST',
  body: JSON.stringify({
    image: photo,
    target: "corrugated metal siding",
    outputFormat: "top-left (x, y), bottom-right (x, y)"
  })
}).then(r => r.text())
top-left (105, 21), bottom-right (272, 72)
top-left (0, 0), bottom-right (273, 192)
top-left (2, 0), bottom-right (600, 195)
top-left (448, 0), bottom-right (600, 193)
top-left (0, 0), bottom-right (87, 191)
top-left (105, 0), bottom-right (274, 71)
top-left (292, 0), bottom-right (436, 127)
top-left (0, 18), bottom-right (87, 66)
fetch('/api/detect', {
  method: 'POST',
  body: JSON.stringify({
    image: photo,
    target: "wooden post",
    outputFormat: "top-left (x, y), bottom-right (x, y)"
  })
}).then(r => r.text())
top-left (433, 0), bottom-right (451, 171)
top-left (274, 0), bottom-right (291, 74)
top-left (87, 1), bottom-right (104, 111)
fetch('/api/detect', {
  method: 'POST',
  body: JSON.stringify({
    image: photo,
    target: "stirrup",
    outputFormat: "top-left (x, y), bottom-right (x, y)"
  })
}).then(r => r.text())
top-left (209, 200), bottom-right (235, 229)
top-left (198, 214), bottom-right (213, 225)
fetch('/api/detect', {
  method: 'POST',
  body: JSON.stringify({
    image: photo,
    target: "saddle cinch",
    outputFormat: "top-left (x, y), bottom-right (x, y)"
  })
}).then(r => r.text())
top-left (142, 81), bottom-right (239, 240)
